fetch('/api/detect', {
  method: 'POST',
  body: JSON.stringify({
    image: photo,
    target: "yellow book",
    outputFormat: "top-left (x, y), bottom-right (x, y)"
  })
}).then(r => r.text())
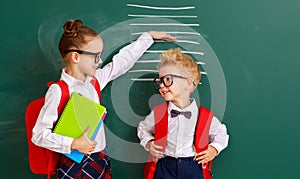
top-left (53, 92), bottom-right (107, 163)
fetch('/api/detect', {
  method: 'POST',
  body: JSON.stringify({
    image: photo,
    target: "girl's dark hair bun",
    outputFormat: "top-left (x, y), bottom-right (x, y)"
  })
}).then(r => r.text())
top-left (63, 19), bottom-right (83, 37)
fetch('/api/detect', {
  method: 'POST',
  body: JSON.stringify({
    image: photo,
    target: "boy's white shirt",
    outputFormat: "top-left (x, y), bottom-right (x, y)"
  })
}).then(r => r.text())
top-left (137, 99), bottom-right (229, 158)
top-left (32, 32), bottom-right (154, 154)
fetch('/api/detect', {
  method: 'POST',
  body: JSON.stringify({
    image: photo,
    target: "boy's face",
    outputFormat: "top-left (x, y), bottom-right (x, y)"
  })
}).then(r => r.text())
top-left (158, 64), bottom-right (192, 105)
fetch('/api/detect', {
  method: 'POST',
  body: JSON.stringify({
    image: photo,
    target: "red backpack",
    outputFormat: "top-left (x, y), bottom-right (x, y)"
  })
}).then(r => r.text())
top-left (144, 103), bottom-right (214, 179)
top-left (25, 77), bottom-right (101, 178)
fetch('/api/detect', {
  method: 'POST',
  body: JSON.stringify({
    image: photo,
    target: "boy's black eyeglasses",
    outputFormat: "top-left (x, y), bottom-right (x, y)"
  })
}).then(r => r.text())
top-left (154, 74), bottom-right (191, 89)
top-left (64, 50), bottom-right (102, 64)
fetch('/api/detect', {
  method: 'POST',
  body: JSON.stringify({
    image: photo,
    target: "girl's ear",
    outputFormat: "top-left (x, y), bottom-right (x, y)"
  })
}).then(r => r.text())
top-left (70, 52), bottom-right (80, 64)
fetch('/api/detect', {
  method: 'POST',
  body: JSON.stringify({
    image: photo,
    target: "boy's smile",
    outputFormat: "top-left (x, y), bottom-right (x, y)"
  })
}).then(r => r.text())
top-left (159, 88), bottom-right (171, 98)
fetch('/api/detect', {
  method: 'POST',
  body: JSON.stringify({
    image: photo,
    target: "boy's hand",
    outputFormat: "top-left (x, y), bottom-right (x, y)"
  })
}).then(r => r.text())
top-left (146, 140), bottom-right (164, 159)
top-left (147, 31), bottom-right (177, 42)
top-left (71, 126), bottom-right (97, 155)
top-left (194, 145), bottom-right (218, 164)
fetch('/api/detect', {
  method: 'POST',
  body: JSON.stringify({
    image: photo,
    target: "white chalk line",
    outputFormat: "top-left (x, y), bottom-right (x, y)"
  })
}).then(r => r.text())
top-left (127, 3), bottom-right (195, 10)
top-left (154, 39), bottom-right (200, 45)
top-left (136, 60), bottom-right (205, 65)
top-left (129, 69), bottom-right (207, 75)
top-left (130, 23), bottom-right (199, 26)
top-left (146, 50), bottom-right (204, 56)
top-left (131, 31), bottom-right (201, 36)
top-left (128, 14), bottom-right (197, 18)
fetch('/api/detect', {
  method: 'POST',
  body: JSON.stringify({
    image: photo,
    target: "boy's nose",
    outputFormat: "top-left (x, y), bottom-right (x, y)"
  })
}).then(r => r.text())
top-left (159, 82), bottom-right (165, 88)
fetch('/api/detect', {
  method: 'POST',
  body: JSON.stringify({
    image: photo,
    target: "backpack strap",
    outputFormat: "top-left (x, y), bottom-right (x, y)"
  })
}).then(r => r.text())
top-left (153, 102), bottom-right (169, 151)
top-left (46, 80), bottom-right (70, 179)
top-left (194, 106), bottom-right (214, 179)
top-left (55, 81), bottom-right (70, 115)
top-left (194, 106), bottom-right (214, 152)
top-left (90, 76), bottom-right (101, 102)
top-left (144, 102), bottom-right (169, 179)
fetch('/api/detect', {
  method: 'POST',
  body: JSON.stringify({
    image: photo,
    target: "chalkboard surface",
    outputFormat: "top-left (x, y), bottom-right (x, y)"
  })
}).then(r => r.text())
top-left (1, 0), bottom-right (300, 178)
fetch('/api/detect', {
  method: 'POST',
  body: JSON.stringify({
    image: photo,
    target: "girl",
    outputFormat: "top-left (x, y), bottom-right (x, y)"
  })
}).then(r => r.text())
top-left (32, 19), bottom-right (176, 179)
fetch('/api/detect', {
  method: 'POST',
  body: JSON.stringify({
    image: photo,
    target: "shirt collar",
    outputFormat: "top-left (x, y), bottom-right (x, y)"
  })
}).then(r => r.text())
top-left (168, 98), bottom-right (198, 112)
top-left (60, 68), bottom-right (93, 87)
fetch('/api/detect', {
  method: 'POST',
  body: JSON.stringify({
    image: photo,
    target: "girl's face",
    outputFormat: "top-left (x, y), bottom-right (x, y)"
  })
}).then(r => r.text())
top-left (158, 64), bottom-right (190, 106)
top-left (77, 36), bottom-right (103, 77)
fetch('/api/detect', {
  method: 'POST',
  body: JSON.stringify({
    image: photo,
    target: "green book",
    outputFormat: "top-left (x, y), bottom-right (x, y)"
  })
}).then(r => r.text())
top-left (53, 92), bottom-right (107, 163)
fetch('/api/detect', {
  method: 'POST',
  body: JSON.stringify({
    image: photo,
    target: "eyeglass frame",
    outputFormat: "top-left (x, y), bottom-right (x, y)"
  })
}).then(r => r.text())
top-left (64, 49), bottom-right (102, 64)
top-left (153, 74), bottom-right (196, 89)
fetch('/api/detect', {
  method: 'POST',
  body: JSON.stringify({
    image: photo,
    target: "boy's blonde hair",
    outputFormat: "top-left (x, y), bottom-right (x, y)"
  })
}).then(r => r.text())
top-left (158, 48), bottom-right (201, 85)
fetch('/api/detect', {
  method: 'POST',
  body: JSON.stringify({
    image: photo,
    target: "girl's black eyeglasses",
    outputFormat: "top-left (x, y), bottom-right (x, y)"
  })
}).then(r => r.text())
top-left (64, 50), bottom-right (102, 64)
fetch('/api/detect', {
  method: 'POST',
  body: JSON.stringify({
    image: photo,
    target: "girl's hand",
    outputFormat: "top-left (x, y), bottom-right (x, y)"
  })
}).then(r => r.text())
top-left (71, 126), bottom-right (97, 155)
top-left (147, 31), bottom-right (177, 42)
top-left (194, 145), bottom-right (218, 164)
top-left (146, 140), bottom-right (164, 159)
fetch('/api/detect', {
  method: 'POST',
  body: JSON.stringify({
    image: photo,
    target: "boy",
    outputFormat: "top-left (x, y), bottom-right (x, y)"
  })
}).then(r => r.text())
top-left (137, 48), bottom-right (229, 179)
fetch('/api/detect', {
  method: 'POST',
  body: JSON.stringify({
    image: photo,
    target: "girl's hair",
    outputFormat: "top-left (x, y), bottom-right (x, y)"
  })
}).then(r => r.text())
top-left (158, 48), bottom-right (201, 85)
top-left (58, 19), bottom-right (98, 58)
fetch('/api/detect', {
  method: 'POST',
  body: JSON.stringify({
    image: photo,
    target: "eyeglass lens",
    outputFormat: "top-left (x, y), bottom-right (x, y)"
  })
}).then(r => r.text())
top-left (154, 75), bottom-right (174, 89)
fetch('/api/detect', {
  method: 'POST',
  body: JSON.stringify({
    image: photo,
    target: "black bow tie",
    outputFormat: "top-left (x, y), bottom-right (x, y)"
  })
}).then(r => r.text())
top-left (170, 109), bottom-right (192, 119)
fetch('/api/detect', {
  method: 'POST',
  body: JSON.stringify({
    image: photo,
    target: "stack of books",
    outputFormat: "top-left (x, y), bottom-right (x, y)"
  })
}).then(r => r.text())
top-left (53, 92), bottom-right (107, 163)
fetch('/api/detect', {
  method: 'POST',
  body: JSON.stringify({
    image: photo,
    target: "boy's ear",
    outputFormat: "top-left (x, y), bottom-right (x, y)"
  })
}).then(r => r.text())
top-left (187, 78), bottom-right (194, 87)
top-left (186, 78), bottom-right (196, 91)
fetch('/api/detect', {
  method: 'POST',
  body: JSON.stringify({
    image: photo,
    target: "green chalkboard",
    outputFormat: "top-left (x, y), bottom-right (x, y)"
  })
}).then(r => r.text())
top-left (1, 0), bottom-right (300, 178)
